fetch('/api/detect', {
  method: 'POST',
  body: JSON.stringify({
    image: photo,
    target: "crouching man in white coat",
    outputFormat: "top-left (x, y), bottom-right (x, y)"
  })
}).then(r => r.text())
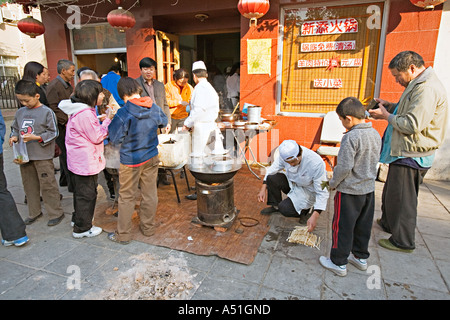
top-left (257, 140), bottom-right (329, 232)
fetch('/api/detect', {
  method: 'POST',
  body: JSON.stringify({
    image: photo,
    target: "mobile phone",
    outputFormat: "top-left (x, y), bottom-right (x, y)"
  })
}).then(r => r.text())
top-left (365, 99), bottom-right (379, 111)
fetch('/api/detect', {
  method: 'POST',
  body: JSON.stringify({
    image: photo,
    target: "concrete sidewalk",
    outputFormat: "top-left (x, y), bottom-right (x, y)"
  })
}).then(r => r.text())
top-left (1, 115), bottom-right (449, 300)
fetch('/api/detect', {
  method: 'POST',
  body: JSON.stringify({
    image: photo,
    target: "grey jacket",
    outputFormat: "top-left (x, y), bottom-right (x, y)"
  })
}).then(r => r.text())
top-left (329, 122), bottom-right (381, 195)
top-left (386, 67), bottom-right (448, 157)
top-left (135, 76), bottom-right (171, 125)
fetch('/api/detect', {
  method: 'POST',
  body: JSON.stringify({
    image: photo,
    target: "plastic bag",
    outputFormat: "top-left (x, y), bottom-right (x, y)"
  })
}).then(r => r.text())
top-left (104, 143), bottom-right (121, 170)
top-left (13, 136), bottom-right (29, 164)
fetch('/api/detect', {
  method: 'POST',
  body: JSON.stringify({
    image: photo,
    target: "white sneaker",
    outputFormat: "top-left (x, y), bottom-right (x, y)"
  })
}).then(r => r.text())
top-left (319, 256), bottom-right (347, 277)
top-left (73, 226), bottom-right (102, 239)
top-left (348, 253), bottom-right (368, 271)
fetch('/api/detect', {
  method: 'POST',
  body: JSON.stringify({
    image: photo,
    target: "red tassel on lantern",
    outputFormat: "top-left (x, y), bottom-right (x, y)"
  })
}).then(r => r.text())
top-left (107, 7), bottom-right (136, 32)
top-left (17, 16), bottom-right (45, 38)
top-left (238, 0), bottom-right (270, 27)
top-left (410, 0), bottom-right (447, 9)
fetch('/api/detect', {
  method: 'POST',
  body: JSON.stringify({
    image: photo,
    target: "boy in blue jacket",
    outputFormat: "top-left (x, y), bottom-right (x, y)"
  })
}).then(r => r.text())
top-left (107, 77), bottom-right (168, 244)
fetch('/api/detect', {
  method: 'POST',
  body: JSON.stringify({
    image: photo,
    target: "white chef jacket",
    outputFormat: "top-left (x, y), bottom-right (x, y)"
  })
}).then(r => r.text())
top-left (184, 78), bottom-right (219, 128)
top-left (184, 78), bottom-right (220, 157)
top-left (264, 146), bottom-right (329, 213)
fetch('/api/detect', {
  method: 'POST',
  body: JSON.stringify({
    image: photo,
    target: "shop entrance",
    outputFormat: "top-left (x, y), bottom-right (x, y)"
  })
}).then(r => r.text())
top-left (155, 31), bottom-right (240, 109)
top-left (71, 23), bottom-right (128, 80)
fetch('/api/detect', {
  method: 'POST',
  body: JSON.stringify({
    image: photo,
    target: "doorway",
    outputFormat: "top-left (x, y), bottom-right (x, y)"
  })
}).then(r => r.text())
top-left (156, 31), bottom-right (240, 109)
top-left (75, 52), bottom-right (128, 79)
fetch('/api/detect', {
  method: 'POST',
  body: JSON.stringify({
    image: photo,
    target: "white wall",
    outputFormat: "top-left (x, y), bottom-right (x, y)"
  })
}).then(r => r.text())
top-left (0, 5), bottom-right (47, 75)
top-left (427, 1), bottom-right (450, 180)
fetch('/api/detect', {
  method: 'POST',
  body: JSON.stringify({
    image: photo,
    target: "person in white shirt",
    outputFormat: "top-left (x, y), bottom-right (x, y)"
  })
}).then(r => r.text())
top-left (257, 140), bottom-right (329, 232)
top-left (226, 63), bottom-right (240, 109)
top-left (183, 61), bottom-right (220, 158)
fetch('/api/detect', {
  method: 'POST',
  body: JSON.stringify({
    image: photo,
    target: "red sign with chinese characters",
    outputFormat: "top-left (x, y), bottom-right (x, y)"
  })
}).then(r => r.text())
top-left (313, 79), bottom-right (343, 88)
top-left (301, 41), bottom-right (356, 52)
top-left (301, 18), bottom-right (358, 36)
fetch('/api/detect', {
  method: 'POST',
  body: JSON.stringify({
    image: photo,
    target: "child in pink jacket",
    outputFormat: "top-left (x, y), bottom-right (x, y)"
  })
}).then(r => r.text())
top-left (59, 80), bottom-right (113, 238)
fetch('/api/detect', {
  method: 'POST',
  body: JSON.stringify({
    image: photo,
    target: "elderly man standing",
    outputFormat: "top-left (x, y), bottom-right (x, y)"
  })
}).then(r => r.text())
top-left (369, 51), bottom-right (448, 253)
top-left (46, 59), bottom-right (75, 191)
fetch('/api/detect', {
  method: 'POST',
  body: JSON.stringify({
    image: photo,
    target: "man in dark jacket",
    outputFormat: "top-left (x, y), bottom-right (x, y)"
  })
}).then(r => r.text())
top-left (135, 57), bottom-right (172, 185)
top-left (135, 57), bottom-right (171, 133)
top-left (46, 59), bottom-right (75, 191)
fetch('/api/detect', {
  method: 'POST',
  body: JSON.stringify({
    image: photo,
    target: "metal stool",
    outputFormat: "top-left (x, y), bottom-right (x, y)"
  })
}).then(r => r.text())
top-left (158, 161), bottom-right (190, 203)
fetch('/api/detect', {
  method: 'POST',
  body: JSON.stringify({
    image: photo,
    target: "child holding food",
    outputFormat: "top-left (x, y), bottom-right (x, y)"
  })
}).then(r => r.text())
top-left (11, 80), bottom-right (64, 227)
top-left (319, 97), bottom-right (381, 277)
top-left (58, 79), bottom-right (113, 239)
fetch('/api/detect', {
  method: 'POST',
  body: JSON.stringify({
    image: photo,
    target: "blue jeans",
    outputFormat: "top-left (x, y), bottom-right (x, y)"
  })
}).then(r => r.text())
top-left (0, 153), bottom-right (27, 241)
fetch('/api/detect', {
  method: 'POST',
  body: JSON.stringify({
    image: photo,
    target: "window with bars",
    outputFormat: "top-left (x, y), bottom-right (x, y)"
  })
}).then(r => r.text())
top-left (0, 55), bottom-right (20, 77)
top-left (280, 2), bottom-right (384, 114)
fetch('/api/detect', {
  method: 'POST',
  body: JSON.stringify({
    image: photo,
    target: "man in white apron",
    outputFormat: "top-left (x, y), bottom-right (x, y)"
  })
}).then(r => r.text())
top-left (257, 140), bottom-right (329, 232)
top-left (183, 61), bottom-right (220, 160)
top-left (183, 61), bottom-right (220, 200)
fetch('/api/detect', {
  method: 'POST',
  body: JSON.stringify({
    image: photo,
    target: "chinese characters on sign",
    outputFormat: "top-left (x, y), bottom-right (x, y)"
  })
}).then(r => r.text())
top-left (313, 79), bottom-right (343, 88)
top-left (301, 40), bottom-right (356, 52)
top-left (298, 17), bottom-right (360, 90)
top-left (298, 58), bottom-right (362, 68)
top-left (301, 18), bottom-right (358, 36)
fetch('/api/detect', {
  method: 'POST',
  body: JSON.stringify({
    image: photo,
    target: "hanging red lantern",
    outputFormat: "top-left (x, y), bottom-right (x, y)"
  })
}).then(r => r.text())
top-left (410, 0), bottom-right (447, 9)
top-left (17, 16), bottom-right (45, 38)
top-left (238, 0), bottom-right (270, 27)
top-left (107, 7), bottom-right (136, 32)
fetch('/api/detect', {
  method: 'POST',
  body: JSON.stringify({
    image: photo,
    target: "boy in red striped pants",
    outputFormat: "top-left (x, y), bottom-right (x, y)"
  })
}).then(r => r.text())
top-left (319, 97), bottom-right (381, 276)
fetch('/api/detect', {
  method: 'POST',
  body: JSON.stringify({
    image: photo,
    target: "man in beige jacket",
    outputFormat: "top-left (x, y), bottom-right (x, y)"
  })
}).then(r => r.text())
top-left (369, 51), bottom-right (448, 253)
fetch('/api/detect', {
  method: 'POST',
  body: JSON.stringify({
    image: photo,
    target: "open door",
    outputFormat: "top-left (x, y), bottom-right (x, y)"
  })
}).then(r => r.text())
top-left (155, 30), bottom-right (180, 84)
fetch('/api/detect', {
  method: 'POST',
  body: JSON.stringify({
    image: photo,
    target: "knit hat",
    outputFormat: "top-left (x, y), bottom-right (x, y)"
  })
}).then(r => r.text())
top-left (279, 140), bottom-right (300, 161)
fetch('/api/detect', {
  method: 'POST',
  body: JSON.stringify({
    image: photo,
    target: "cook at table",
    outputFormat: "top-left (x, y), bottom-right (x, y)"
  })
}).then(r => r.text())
top-left (183, 61), bottom-right (220, 157)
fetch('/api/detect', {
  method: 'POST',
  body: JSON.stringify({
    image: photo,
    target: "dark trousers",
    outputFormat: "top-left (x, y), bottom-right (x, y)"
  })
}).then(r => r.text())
top-left (266, 173), bottom-right (310, 217)
top-left (103, 169), bottom-right (115, 196)
top-left (331, 191), bottom-right (375, 266)
top-left (0, 153), bottom-right (26, 241)
top-left (56, 124), bottom-right (73, 192)
top-left (380, 164), bottom-right (427, 250)
top-left (69, 171), bottom-right (98, 233)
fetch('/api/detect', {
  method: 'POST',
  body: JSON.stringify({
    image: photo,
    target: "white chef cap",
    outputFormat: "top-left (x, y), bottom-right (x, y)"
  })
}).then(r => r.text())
top-left (192, 61), bottom-right (207, 72)
top-left (279, 140), bottom-right (300, 161)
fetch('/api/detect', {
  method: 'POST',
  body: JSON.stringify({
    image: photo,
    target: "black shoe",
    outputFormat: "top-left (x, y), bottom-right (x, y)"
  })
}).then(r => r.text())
top-left (185, 193), bottom-right (197, 200)
top-left (299, 208), bottom-right (313, 225)
top-left (260, 206), bottom-right (279, 215)
top-left (48, 214), bottom-right (65, 226)
top-left (24, 212), bottom-right (43, 225)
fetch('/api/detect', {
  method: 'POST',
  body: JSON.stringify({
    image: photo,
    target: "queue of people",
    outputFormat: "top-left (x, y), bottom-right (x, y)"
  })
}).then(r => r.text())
top-left (1, 51), bottom-right (448, 285)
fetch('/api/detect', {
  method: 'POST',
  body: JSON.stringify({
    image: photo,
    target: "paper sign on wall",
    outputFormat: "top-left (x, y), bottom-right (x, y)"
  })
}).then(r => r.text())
top-left (247, 39), bottom-right (272, 75)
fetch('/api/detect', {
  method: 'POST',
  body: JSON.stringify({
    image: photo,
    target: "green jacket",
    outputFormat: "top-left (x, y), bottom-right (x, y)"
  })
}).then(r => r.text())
top-left (386, 67), bottom-right (448, 158)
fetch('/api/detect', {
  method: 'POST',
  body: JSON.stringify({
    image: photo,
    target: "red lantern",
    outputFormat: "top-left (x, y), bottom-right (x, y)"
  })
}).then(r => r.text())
top-left (107, 7), bottom-right (136, 32)
top-left (238, 0), bottom-right (270, 27)
top-left (17, 16), bottom-right (45, 38)
top-left (410, 0), bottom-right (447, 9)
